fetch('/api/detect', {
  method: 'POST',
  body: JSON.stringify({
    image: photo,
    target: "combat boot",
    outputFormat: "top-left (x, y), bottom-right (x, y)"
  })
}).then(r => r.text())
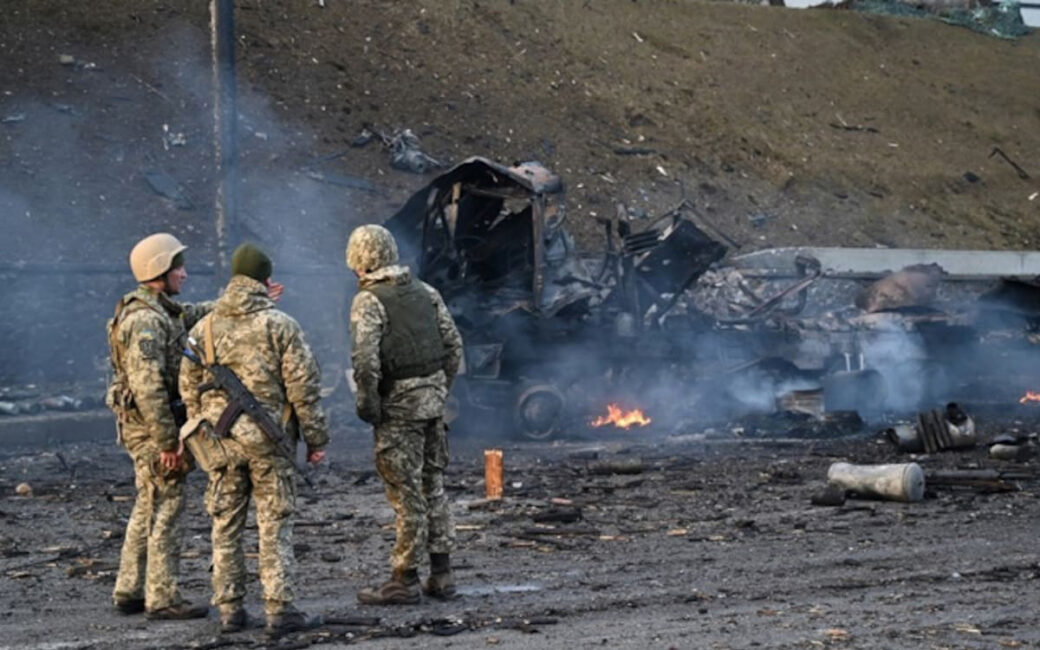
top-left (219, 606), bottom-right (249, 634)
top-left (114, 598), bottom-right (145, 615)
top-left (357, 568), bottom-right (421, 605)
top-left (422, 553), bottom-right (457, 600)
top-left (145, 600), bottom-right (209, 620)
top-left (264, 603), bottom-right (322, 638)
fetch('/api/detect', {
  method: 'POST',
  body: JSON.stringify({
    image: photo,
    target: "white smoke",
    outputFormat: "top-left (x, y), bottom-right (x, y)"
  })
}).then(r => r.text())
top-left (860, 325), bottom-right (930, 412)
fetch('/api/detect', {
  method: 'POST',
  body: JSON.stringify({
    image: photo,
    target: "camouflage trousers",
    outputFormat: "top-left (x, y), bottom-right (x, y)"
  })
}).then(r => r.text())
top-left (205, 449), bottom-right (297, 617)
top-left (113, 438), bottom-right (186, 610)
top-left (374, 418), bottom-right (456, 573)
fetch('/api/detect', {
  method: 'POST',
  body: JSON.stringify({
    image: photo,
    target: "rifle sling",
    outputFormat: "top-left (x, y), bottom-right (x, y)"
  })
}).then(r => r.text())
top-left (204, 317), bottom-right (216, 365)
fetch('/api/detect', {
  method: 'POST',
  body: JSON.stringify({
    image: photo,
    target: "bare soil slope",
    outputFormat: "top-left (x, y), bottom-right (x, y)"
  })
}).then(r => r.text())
top-left (0, 1), bottom-right (1038, 386)
top-left (238, 0), bottom-right (1040, 250)
top-left (3, 0), bottom-right (1039, 257)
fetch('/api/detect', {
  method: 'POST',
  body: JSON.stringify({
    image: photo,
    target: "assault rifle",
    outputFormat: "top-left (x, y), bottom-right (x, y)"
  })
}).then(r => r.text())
top-left (183, 338), bottom-right (313, 488)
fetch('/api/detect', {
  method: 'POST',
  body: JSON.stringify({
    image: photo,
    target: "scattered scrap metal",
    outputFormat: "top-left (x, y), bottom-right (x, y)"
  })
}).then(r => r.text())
top-left (830, 0), bottom-right (1033, 40)
top-left (813, 400), bottom-right (1035, 506)
top-left (884, 402), bottom-right (977, 453)
top-left (350, 126), bottom-right (443, 174)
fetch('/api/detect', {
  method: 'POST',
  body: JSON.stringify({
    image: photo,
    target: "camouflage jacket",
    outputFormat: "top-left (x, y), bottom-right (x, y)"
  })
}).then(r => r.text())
top-left (350, 264), bottom-right (463, 424)
top-left (179, 275), bottom-right (329, 457)
top-left (106, 286), bottom-right (213, 451)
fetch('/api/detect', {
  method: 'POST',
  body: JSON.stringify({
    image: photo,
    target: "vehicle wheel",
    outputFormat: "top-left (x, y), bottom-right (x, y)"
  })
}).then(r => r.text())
top-left (512, 383), bottom-right (566, 441)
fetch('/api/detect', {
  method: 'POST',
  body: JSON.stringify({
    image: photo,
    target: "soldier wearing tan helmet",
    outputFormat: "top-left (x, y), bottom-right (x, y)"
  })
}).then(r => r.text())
top-left (346, 224), bottom-right (464, 605)
top-left (105, 233), bottom-right (213, 620)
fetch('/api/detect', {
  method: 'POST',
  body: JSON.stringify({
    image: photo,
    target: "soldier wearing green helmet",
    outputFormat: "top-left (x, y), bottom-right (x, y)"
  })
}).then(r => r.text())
top-left (346, 224), bottom-right (464, 605)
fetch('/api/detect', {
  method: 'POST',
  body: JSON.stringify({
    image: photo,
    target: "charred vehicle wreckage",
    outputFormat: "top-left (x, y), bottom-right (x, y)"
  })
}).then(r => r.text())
top-left (374, 157), bottom-right (1040, 440)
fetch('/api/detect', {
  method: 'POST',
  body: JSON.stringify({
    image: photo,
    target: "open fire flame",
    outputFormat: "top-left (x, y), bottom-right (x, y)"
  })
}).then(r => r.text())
top-left (590, 403), bottom-right (652, 429)
top-left (1019, 391), bottom-right (1040, 404)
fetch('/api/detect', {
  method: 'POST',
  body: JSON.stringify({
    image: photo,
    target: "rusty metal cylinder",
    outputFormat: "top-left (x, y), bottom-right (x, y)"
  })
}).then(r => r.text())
top-left (484, 449), bottom-right (504, 500)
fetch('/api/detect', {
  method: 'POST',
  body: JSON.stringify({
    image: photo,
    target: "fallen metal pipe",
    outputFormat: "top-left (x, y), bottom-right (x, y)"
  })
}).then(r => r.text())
top-left (827, 462), bottom-right (925, 502)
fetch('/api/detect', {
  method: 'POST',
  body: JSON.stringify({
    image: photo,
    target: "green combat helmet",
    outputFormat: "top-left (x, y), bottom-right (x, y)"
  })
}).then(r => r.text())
top-left (346, 224), bottom-right (399, 274)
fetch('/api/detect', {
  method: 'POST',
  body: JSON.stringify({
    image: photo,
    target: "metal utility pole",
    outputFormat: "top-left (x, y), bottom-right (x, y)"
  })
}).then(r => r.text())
top-left (210, 0), bottom-right (238, 278)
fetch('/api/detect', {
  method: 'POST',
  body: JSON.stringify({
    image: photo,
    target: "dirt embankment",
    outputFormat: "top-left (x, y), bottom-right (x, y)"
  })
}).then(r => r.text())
top-left (232, 0), bottom-right (1040, 251)
top-left (1, 2), bottom-right (1038, 386)
top-left (3, 1), bottom-right (1040, 257)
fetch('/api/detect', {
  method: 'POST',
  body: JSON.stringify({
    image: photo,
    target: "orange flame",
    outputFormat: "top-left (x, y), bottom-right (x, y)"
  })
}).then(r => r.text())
top-left (1020, 391), bottom-right (1040, 404)
top-left (590, 403), bottom-right (652, 429)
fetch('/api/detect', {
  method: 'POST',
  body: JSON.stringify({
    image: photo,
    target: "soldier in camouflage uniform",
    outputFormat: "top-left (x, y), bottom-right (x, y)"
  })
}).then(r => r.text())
top-left (106, 233), bottom-right (212, 620)
top-left (179, 243), bottom-right (328, 635)
top-left (346, 224), bottom-right (463, 605)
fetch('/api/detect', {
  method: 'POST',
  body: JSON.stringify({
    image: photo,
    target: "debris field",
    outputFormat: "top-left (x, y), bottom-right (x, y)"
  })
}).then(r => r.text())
top-left (2, 419), bottom-right (1039, 649)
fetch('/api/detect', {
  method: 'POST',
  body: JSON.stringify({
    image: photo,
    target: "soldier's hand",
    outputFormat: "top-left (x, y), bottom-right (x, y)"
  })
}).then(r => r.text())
top-left (266, 279), bottom-right (285, 302)
top-left (159, 450), bottom-right (181, 470)
top-left (307, 448), bottom-right (326, 464)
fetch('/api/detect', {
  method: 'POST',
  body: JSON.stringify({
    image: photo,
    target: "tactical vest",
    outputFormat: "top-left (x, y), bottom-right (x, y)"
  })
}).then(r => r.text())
top-left (363, 278), bottom-right (444, 387)
top-left (105, 290), bottom-right (185, 436)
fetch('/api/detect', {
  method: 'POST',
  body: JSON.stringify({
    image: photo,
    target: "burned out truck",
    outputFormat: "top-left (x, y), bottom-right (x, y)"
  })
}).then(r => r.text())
top-left (383, 156), bottom-right (1040, 439)
top-left (384, 157), bottom-right (730, 438)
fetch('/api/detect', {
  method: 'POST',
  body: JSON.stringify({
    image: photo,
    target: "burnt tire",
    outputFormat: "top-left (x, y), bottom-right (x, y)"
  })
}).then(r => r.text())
top-left (512, 383), bottom-right (566, 441)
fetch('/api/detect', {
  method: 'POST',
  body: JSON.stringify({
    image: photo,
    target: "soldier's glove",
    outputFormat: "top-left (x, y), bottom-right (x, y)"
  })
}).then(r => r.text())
top-left (356, 398), bottom-right (382, 426)
top-left (358, 408), bottom-right (382, 426)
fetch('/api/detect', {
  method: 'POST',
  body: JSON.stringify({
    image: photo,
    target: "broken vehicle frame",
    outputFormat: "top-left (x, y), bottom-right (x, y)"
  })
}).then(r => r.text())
top-left (383, 157), bottom-right (726, 439)
top-left (703, 245), bottom-right (1040, 419)
top-left (379, 157), bottom-right (1040, 439)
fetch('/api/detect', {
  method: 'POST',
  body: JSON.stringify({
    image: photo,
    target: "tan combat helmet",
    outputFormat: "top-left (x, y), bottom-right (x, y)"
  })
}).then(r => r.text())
top-left (346, 224), bottom-right (399, 273)
top-left (129, 233), bottom-right (187, 282)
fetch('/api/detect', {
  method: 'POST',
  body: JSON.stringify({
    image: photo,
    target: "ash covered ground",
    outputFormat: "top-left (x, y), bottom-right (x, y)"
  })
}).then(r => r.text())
top-left (2, 416), bottom-right (1039, 650)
